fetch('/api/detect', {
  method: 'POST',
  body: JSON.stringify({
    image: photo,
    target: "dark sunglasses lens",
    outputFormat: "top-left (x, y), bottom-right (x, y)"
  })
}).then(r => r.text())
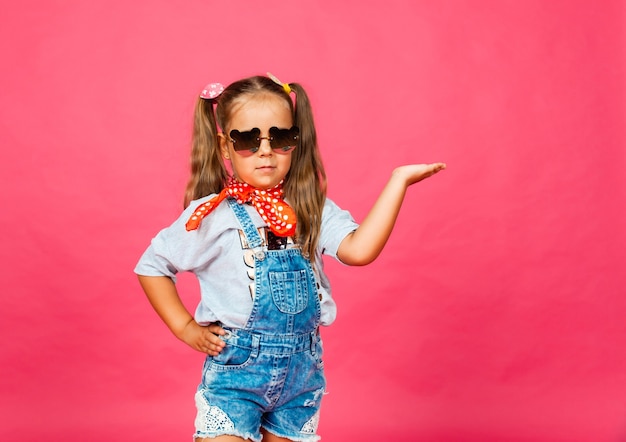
top-left (230, 128), bottom-right (261, 152)
top-left (269, 126), bottom-right (299, 151)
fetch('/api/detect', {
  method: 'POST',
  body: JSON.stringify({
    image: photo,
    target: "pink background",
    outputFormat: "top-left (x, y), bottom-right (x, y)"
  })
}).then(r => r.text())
top-left (1, 1), bottom-right (625, 441)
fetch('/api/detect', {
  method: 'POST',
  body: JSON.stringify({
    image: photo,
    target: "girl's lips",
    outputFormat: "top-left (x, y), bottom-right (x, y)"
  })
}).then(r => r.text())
top-left (255, 166), bottom-right (276, 175)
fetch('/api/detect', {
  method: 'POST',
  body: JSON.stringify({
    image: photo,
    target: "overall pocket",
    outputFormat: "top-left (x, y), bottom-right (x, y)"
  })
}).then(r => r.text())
top-left (269, 269), bottom-right (309, 314)
top-left (207, 343), bottom-right (254, 371)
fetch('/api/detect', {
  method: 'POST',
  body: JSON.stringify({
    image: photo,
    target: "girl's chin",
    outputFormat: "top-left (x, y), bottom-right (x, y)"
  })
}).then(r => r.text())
top-left (235, 177), bottom-right (283, 190)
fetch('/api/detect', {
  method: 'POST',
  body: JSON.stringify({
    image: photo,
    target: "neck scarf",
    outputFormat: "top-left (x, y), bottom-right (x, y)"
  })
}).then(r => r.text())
top-left (185, 179), bottom-right (297, 237)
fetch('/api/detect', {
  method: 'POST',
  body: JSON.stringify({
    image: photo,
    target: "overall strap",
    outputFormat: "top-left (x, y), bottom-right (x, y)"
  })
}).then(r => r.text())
top-left (227, 197), bottom-right (264, 249)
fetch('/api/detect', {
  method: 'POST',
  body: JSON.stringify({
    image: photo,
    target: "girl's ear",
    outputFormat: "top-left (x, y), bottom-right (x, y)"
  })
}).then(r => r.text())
top-left (218, 133), bottom-right (230, 160)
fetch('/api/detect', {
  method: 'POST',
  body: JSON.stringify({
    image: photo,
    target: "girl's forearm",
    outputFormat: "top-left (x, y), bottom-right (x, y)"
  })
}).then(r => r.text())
top-left (137, 275), bottom-right (195, 338)
top-left (337, 163), bottom-right (446, 266)
top-left (337, 171), bottom-right (408, 266)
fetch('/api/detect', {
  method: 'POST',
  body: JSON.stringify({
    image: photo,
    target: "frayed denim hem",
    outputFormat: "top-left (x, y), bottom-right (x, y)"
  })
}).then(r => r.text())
top-left (262, 421), bottom-right (321, 442)
top-left (193, 430), bottom-right (261, 442)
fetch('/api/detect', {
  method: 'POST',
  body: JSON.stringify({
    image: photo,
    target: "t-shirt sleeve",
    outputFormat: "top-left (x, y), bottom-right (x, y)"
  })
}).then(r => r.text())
top-left (134, 195), bottom-right (220, 280)
top-left (134, 229), bottom-right (179, 280)
top-left (318, 198), bottom-right (359, 261)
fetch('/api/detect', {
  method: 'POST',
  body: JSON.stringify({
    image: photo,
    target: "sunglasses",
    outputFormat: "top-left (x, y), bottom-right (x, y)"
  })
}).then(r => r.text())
top-left (228, 126), bottom-right (299, 155)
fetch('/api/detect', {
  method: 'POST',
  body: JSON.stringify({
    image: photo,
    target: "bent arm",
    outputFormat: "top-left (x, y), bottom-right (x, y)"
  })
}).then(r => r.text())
top-left (137, 275), bottom-right (225, 354)
top-left (337, 163), bottom-right (445, 266)
top-left (138, 275), bottom-right (194, 337)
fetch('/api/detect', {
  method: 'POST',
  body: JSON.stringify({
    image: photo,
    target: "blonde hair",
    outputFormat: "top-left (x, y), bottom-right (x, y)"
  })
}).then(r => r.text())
top-left (184, 76), bottom-right (327, 260)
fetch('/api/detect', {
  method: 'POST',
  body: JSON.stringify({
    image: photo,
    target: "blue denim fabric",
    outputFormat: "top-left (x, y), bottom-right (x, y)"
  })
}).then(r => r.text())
top-left (194, 199), bottom-right (325, 442)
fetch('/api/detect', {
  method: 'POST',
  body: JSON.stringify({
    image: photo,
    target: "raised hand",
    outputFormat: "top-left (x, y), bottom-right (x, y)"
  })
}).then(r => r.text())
top-left (391, 162), bottom-right (447, 186)
top-left (337, 162), bottom-right (446, 266)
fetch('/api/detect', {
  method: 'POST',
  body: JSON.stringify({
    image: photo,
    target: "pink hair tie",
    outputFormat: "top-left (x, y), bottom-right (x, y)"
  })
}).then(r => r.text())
top-left (200, 83), bottom-right (224, 99)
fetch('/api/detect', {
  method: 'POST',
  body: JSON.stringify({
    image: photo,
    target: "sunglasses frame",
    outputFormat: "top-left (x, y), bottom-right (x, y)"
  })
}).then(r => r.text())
top-left (228, 126), bottom-right (299, 155)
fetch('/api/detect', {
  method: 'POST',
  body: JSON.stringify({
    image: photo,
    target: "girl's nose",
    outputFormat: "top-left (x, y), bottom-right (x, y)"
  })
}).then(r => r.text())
top-left (257, 138), bottom-right (273, 156)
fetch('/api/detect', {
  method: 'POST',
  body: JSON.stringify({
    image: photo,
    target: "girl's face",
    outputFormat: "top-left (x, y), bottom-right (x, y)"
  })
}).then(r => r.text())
top-left (219, 93), bottom-right (294, 190)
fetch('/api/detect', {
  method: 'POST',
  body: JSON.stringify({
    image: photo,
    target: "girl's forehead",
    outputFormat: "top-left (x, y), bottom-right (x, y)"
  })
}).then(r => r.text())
top-left (228, 93), bottom-right (292, 127)
top-left (231, 92), bottom-right (290, 113)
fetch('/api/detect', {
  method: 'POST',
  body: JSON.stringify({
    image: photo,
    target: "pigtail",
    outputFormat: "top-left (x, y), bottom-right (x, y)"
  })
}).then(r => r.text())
top-left (284, 82), bottom-right (327, 261)
top-left (184, 97), bottom-right (228, 208)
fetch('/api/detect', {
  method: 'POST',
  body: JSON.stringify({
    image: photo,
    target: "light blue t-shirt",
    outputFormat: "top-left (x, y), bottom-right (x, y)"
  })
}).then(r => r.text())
top-left (134, 197), bottom-right (358, 327)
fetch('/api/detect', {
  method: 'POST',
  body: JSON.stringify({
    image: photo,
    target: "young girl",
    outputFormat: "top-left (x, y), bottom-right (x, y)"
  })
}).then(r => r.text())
top-left (135, 74), bottom-right (445, 442)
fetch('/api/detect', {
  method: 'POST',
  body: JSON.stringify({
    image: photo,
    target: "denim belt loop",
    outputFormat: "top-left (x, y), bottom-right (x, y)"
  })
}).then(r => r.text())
top-left (251, 333), bottom-right (261, 358)
top-left (310, 330), bottom-right (317, 356)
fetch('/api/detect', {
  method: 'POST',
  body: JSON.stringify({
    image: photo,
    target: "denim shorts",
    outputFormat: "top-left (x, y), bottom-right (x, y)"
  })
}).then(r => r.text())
top-left (193, 328), bottom-right (326, 442)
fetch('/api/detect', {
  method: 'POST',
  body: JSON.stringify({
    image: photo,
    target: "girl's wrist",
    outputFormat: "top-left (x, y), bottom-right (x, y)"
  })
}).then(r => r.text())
top-left (389, 167), bottom-right (412, 189)
top-left (173, 317), bottom-right (196, 340)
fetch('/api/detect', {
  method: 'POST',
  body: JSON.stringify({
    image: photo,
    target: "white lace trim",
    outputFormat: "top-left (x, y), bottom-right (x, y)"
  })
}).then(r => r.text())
top-left (194, 390), bottom-right (235, 433)
top-left (301, 410), bottom-right (320, 434)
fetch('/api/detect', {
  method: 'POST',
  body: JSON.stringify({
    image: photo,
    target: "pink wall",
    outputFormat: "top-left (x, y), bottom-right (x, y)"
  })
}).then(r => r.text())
top-left (1, 1), bottom-right (625, 441)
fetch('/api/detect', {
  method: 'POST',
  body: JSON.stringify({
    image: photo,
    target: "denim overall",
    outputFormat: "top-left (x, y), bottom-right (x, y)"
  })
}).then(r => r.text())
top-left (194, 198), bottom-right (325, 442)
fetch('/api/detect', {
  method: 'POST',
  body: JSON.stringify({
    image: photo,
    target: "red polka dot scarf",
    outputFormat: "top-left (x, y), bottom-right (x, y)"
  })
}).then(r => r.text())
top-left (185, 179), bottom-right (297, 237)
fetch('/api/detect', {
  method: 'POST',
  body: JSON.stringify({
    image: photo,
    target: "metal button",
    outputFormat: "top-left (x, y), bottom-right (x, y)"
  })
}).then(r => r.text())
top-left (254, 250), bottom-right (266, 261)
